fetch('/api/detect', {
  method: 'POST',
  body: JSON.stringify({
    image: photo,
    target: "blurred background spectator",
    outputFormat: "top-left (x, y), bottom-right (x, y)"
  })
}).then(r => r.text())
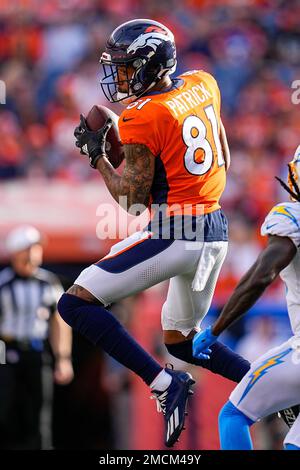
top-left (0, 225), bottom-right (73, 449)
top-left (0, 0), bottom-right (298, 449)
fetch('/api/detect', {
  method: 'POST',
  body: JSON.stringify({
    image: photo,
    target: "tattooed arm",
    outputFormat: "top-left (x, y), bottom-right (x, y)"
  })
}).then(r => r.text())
top-left (96, 143), bottom-right (155, 213)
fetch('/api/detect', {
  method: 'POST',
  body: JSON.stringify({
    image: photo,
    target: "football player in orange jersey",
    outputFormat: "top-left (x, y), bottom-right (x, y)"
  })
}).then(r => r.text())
top-left (58, 19), bottom-right (251, 447)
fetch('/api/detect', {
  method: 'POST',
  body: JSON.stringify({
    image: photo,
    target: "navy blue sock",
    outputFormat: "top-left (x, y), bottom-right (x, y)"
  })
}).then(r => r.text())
top-left (166, 339), bottom-right (250, 383)
top-left (57, 293), bottom-right (162, 385)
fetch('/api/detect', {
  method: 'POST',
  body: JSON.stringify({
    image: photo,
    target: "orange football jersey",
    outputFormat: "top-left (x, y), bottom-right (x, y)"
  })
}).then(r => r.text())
top-left (118, 70), bottom-right (226, 215)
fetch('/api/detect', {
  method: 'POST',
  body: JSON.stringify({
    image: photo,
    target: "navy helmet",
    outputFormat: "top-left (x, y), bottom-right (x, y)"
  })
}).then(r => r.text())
top-left (100, 19), bottom-right (177, 103)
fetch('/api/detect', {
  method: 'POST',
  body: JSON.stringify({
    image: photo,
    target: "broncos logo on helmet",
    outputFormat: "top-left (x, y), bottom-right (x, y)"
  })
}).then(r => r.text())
top-left (127, 32), bottom-right (172, 55)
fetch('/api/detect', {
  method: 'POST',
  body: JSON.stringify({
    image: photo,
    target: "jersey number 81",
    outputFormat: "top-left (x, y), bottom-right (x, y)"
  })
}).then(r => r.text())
top-left (182, 104), bottom-right (224, 175)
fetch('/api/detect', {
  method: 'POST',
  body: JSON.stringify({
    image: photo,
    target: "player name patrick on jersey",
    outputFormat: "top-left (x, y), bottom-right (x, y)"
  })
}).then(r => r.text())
top-left (165, 82), bottom-right (212, 117)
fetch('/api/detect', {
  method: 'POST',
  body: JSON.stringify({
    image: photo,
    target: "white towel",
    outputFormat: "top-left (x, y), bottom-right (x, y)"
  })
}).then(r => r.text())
top-left (191, 242), bottom-right (227, 292)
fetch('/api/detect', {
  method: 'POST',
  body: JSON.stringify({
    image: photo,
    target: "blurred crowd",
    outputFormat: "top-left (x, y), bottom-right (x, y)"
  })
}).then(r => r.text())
top-left (1, 0), bottom-right (299, 283)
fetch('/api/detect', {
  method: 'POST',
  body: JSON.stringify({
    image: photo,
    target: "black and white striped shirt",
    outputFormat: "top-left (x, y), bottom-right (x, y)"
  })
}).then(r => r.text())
top-left (0, 267), bottom-right (64, 340)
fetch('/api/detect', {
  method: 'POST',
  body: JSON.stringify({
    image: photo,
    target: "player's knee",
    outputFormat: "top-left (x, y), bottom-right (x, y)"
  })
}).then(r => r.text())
top-left (57, 292), bottom-right (91, 327)
top-left (163, 326), bottom-right (197, 344)
top-left (219, 401), bottom-right (253, 427)
top-left (66, 284), bottom-right (98, 302)
top-left (219, 401), bottom-right (236, 426)
top-left (164, 330), bottom-right (191, 345)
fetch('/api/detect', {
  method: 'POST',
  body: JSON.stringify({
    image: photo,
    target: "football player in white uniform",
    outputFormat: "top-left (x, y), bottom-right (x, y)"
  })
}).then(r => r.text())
top-left (192, 145), bottom-right (300, 450)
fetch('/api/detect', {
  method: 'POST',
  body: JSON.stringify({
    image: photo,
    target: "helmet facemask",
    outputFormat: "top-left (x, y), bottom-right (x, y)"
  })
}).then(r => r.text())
top-left (100, 53), bottom-right (140, 103)
top-left (100, 51), bottom-right (174, 104)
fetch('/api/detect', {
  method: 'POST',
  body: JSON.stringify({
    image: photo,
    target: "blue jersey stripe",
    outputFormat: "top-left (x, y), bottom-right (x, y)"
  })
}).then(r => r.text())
top-left (96, 238), bottom-right (174, 274)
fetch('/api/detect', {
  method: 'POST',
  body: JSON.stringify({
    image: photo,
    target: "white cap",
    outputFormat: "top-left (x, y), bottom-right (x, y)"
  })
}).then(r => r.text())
top-left (6, 225), bottom-right (42, 254)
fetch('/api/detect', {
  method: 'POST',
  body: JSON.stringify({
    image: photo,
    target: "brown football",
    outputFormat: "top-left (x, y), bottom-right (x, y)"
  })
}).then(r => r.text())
top-left (86, 105), bottom-right (124, 169)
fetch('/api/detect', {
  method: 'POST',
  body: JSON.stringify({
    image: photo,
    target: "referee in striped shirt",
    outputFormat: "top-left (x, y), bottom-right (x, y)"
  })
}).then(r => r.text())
top-left (0, 225), bottom-right (73, 449)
